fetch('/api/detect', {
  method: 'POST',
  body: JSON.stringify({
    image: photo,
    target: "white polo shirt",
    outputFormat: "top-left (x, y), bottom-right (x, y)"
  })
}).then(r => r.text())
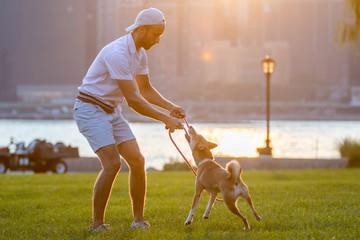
top-left (78, 34), bottom-right (149, 106)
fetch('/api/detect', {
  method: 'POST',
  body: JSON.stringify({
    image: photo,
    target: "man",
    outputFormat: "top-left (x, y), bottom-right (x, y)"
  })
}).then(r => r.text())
top-left (73, 8), bottom-right (185, 232)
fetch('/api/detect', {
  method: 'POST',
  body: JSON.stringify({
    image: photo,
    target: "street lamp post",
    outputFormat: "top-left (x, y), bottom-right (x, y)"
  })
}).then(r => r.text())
top-left (257, 55), bottom-right (275, 156)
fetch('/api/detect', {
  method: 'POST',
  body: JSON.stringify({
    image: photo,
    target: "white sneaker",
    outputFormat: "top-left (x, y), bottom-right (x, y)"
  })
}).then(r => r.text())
top-left (89, 224), bottom-right (111, 233)
top-left (131, 221), bottom-right (150, 230)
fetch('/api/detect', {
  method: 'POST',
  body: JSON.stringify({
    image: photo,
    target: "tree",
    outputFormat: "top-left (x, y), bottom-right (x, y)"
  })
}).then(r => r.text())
top-left (337, 0), bottom-right (360, 49)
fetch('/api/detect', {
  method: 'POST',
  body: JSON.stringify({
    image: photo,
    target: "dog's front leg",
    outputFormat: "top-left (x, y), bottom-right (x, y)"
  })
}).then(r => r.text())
top-left (203, 192), bottom-right (217, 219)
top-left (185, 184), bottom-right (204, 225)
top-left (184, 192), bottom-right (201, 225)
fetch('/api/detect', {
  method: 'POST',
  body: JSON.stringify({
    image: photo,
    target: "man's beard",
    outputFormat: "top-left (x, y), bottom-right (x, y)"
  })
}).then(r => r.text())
top-left (143, 42), bottom-right (154, 50)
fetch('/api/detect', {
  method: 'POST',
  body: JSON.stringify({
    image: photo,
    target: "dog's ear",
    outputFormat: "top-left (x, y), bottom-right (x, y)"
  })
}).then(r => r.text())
top-left (196, 143), bottom-right (205, 151)
top-left (240, 166), bottom-right (243, 176)
top-left (208, 141), bottom-right (218, 149)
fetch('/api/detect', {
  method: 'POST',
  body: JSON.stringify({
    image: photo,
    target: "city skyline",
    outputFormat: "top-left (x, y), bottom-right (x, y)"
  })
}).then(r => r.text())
top-left (0, 0), bottom-right (359, 103)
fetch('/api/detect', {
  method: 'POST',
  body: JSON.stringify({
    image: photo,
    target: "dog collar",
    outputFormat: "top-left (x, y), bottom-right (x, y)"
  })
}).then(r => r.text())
top-left (197, 159), bottom-right (214, 168)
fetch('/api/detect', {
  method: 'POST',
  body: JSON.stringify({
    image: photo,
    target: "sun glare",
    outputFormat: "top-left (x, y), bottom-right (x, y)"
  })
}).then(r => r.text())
top-left (202, 52), bottom-right (211, 61)
top-left (200, 128), bottom-right (264, 158)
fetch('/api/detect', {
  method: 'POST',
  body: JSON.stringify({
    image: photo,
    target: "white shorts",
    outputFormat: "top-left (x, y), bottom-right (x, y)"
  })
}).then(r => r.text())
top-left (73, 99), bottom-right (135, 152)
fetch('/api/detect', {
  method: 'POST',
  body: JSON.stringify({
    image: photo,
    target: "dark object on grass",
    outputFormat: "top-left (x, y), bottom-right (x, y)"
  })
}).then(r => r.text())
top-left (0, 139), bottom-right (79, 174)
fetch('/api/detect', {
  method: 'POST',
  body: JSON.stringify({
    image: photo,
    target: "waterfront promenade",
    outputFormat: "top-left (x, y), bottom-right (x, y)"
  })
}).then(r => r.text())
top-left (63, 156), bottom-right (348, 173)
top-left (1, 100), bottom-right (360, 121)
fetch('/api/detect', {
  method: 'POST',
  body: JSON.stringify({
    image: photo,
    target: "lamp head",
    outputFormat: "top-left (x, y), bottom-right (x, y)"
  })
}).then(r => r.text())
top-left (262, 55), bottom-right (275, 74)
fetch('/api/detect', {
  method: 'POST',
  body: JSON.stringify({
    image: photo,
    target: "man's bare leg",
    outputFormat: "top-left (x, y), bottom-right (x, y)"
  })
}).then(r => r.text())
top-left (117, 139), bottom-right (146, 223)
top-left (92, 144), bottom-right (122, 228)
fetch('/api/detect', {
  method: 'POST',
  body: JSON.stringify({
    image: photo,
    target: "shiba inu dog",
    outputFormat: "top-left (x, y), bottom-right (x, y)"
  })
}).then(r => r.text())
top-left (184, 126), bottom-right (262, 230)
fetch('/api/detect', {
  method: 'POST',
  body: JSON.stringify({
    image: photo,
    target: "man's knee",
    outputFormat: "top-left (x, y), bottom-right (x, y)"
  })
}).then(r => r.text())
top-left (128, 155), bottom-right (145, 170)
top-left (96, 144), bottom-right (122, 174)
top-left (103, 160), bottom-right (121, 174)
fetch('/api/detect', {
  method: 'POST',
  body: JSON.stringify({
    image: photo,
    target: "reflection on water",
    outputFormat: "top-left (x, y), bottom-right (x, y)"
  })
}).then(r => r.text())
top-left (203, 128), bottom-right (265, 157)
top-left (1, 120), bottom-right (359, 170)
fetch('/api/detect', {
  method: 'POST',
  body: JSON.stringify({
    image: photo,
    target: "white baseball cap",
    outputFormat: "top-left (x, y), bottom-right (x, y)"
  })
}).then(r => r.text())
top-left (126, 8), bottom-right (165, 32)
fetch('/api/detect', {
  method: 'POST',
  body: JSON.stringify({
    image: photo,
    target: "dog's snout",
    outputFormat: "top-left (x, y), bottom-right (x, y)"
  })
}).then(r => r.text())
top-left (188, 126), bottom-right (196, 134)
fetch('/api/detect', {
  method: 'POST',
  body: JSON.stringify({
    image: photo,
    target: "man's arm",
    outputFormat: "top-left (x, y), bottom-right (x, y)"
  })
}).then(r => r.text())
top-left (117, 79), bottom-right (183, 132)
top-left (135, 74), bottom-right (185, 118)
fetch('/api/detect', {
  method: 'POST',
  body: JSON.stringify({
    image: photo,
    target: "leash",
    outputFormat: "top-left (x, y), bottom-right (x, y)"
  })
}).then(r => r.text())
top-left (168, 117), bottom-right (224, 202)
top-left (168, 117), bottom-right (196, 176)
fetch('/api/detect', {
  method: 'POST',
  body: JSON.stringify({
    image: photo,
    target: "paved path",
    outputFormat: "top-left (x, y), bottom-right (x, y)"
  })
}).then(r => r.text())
top-left (64, 156), bottom-right (348, 173)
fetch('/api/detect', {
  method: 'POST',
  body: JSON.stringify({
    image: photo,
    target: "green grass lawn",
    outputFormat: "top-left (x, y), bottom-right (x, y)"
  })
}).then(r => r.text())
top-left (0, 169), bottom-right (359, 240)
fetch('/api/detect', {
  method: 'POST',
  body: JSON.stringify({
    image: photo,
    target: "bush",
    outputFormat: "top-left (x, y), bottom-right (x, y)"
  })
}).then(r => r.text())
top-left (338, 138), bottom-right (360, 167)
top-left (162, 157), bottom-right (195, 171)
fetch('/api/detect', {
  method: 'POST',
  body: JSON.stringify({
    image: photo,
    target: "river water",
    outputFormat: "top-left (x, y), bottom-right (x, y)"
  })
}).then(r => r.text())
top-left (0, 119), bottom-right (358, 170)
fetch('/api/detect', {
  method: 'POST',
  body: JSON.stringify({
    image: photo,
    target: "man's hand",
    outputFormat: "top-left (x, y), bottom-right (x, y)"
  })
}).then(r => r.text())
top-left (165, 116), bottom-right (184, 133)
top-left (170, 105), bottom-right (186, 119)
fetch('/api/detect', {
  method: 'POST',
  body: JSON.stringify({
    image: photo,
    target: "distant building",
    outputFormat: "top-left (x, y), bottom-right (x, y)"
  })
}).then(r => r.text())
top-left (350, 87), bottom-right (360, 106)
top-left (238, 46), bottom-right (266, 84)
top-left (17, 85), bottom-right (78, 104)
top-left (97, 0), bottom-right (122, 49)
top-left (348, 42), bottom-right (360, 87)
top-left (202, 40), bottom-right (290, 86)
top-left (0, 0), bottom-right (97, 101)
top-left (263, 41), bottom-right (290, 85)
top-left (138, 0), bottom-right (356, 94)
top-left (1, 0), bottom-right (360, 104)
top-left (203, 40), bottom-right (241, 84)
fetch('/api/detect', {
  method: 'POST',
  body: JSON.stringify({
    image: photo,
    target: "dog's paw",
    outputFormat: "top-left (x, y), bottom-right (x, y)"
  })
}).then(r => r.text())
top-left (203, 215), bottom-right (209, 219)
top-left (243, 225), bottom-right (251, 231)
top-left (255, 214), bottom-right (262, 221)
top-left (243, 219), bottom-right (250, 231)
top-left (184, 220), bottom-right (192, 226)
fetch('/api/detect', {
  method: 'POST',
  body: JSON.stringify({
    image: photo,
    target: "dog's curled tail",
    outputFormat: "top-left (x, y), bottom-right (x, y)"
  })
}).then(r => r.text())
top-left (226, 160), bottom-right (242, 182)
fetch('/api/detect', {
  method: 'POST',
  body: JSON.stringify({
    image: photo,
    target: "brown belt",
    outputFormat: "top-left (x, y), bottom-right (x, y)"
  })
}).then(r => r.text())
top-left (76, 91), bottom-right (115, 113)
